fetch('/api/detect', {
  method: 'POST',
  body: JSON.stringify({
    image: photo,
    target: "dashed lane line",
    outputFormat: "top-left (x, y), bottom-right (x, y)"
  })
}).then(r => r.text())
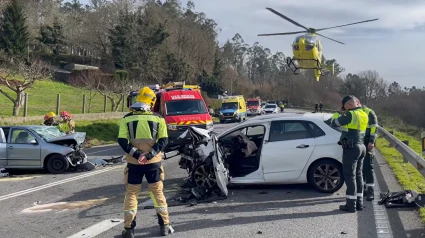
top-left (0, 166), bottom-right (122, 202)
top-left (67, 219), bottom-right (124, 238)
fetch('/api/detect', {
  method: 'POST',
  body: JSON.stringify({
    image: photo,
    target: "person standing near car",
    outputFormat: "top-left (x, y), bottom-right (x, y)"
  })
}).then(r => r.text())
top-left (43, 112), bottom-right (59, 126)
top-left (58, 111), bottom-right (75, 134)
top-left (354, 97), bottom-right (378, 201)
top-left (331, 95), bottom-right (368, 212)
top-left (117, 86), bottom-right (173, 238)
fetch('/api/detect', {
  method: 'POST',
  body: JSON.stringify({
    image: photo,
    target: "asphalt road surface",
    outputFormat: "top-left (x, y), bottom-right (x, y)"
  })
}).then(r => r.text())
top-left (0, 109), bottom-right (424, 238)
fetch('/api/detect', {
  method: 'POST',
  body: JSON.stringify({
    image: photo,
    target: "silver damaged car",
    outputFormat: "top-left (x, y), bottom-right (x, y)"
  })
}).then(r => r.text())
top-left (0, 125), bottom-right (88, 174)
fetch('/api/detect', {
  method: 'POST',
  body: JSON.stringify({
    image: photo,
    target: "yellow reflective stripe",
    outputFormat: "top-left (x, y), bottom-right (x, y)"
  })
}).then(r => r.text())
top-left (370, 127), bottom-right (377, 134)
top-left (149, 191), bottom-right (159, 207)
top-left (199, 120), bottom-right (205, 124)
top-left (178, 121), bottom-right (185, 125)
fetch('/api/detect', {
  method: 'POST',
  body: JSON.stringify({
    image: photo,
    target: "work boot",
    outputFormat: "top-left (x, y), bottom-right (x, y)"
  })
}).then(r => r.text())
top-left (339, 199), bottom-right (356, 213)
top-left (160, 224), bottom-right (175, 236)
top-left (122, 228), bottom-right (135, 238)
top-left (357, 197), bottom-right (364, 211)
top-left (367, 187), bottom-right (375, 201)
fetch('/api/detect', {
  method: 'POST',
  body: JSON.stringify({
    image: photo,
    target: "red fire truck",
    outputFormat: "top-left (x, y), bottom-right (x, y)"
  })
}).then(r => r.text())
top-left (246, 97), bottom-right (263, 116)
top-left (127, 82), bottom-right (214, 151)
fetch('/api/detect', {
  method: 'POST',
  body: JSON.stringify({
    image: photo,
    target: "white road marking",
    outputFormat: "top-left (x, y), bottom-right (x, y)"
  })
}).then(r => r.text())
top-left (67, 219), bottom-right (124, 238)
top-left (85, 146), bottom-right (120, 155)
top-left (372, 171), bottom-right (393, 237)
top-left (0, 167), bottom-right (119, 202)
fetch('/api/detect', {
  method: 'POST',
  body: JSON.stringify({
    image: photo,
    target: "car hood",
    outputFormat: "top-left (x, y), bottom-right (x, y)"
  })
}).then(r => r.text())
top-left (46, 132), bottom-right (86, 145)
top-left (264, 108), bottom-right (276, 110)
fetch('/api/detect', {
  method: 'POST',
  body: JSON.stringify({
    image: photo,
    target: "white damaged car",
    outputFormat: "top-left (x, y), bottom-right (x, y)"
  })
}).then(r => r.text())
top-left (176, 112), bottom-right (344, 197)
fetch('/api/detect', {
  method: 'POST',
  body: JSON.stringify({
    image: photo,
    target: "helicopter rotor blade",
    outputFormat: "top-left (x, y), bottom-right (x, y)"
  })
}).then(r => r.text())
top-left (316, 33), bottom-right (345, 45)
top-left (258, 31), bottom-right (307, 36)
top-left (266, 8), bottom-right (309, 31)
top-left (315, 18), bottom-right (379, 32)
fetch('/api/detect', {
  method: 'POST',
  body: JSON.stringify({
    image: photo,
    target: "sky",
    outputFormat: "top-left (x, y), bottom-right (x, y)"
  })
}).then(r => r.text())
top-left (78, 0), bottom-right (425, 88)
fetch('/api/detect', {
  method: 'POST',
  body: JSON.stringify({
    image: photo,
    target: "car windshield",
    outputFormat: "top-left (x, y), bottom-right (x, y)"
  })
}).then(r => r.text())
top-left (265, 104), bottom-right (276, 109)
top-left (221, 102), bottom-right (238, 110)
top-left (165, 100), bottom-right (207, 116)
top-left (32, 126), bottom-right (66, 141)
top-left (247, 101), bottom-right (259, 106)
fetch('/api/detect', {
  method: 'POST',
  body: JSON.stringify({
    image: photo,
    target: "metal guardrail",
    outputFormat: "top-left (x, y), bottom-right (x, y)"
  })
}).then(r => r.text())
top-left (289, 106), bottom-right (425, 178)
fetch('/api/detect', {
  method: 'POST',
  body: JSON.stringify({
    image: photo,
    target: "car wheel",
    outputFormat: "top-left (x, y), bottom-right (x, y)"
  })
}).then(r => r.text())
top-left (46, 154), bottom-right (70, 174)
top-left (308, 159), bottom-right (344, 193)
top-left (191, 163), bottom-right (217, 189)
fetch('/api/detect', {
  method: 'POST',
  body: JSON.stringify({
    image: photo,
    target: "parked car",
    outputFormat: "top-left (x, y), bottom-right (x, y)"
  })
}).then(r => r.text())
top-left (177, 112), bottom-right (344, 196)
top-left (0, 125), bottom-right (88, 174)
top-left (263, 103), bottom-right (281, 114)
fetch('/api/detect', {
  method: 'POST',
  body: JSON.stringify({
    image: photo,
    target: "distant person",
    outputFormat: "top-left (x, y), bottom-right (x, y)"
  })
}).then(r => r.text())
top-left (314, 103), bottom-right (319, 113)
top-left (208, 106), bottom-right (214, 115)
top-left (319, 102), bottom-right (323, 112)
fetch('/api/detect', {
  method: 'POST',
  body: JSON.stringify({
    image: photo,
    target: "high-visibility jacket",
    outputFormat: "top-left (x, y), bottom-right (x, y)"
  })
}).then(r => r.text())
top-left (58, 119), bottom-right (75, 134)
top-left (331, 107), bottom-right (368, 144)
top-left (362, 105), bottom-right (378, 144)
top-left (118, 110), bottom-right (168, 166)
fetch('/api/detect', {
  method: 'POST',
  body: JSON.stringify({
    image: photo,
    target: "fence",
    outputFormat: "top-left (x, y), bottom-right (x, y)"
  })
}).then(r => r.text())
top-left (0, 93), bottom-right (128, 118)
top-left (289, 106), bottom-right (425, 178)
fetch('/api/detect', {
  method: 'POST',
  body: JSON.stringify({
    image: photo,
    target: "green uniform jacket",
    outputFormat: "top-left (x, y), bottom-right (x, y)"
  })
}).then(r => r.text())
top-left (330, 107), bottom-right (369, 144)
top-left (362, 105), bottom-right (378, 144)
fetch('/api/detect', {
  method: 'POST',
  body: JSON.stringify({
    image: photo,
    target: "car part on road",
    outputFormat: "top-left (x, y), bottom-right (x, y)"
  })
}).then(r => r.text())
top-left (378, 190), bottom-right (425, 208)
top-left (307, 159), bottom-right (344, 193)
top-left (0, 168), bottom-right (8, 177)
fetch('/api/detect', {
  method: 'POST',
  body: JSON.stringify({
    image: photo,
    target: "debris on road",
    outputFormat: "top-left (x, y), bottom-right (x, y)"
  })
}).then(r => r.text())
top-left (379, 190), bottom-right (425, 208)
top-left (0, 168), bottom-right (9, 177)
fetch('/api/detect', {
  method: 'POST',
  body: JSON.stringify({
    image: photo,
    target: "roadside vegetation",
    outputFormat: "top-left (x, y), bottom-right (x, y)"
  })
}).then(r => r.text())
top-left (376, 129), bottom-right (425, 223)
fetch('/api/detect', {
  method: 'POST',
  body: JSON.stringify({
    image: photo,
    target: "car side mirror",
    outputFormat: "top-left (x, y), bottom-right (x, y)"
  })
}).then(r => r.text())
top-left (29, 139), bottom-right (38, 144)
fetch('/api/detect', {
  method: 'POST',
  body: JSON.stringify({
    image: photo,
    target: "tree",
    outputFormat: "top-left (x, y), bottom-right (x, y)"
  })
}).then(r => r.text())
top-left (68, 70), bottom-right (100, 113)
top-left (0, 0), bottom-right (30, 59)
top-left (0, 59), bottom-right (51, 116)
top-left (38, 18), bottom-right (66, 55)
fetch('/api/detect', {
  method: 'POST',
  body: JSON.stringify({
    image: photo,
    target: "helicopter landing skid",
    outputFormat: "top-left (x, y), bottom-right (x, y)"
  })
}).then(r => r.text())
top-left (286, 57), bottom-right (323, 76)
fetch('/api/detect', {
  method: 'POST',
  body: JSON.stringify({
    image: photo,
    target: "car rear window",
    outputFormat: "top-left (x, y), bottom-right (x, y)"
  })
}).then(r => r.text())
top-left (323, 115), bottom-right (342, 132)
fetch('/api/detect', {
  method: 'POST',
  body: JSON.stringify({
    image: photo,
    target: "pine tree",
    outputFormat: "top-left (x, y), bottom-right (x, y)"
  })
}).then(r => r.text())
top-left (0, 0), bottom-right (30, 58)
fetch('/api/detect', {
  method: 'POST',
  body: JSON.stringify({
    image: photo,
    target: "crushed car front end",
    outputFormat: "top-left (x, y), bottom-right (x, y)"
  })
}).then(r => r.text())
top-left (45, 132), bottom-right (89, 166)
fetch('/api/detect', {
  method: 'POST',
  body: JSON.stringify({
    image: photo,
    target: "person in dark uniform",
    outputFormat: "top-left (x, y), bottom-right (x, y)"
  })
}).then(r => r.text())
top-left (354, 97), bottom-right (378, 201)
top-left (330, 95), bottom-right (368, 212)
top-left (118, 86), bottom-right (174, 237)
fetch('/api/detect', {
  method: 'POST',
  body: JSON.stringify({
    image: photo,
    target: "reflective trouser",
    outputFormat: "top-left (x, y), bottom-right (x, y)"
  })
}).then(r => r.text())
top-left (362, 143), bottom-right (375, 188)
top-left (123, 163), bottom-right (169, 229)
top-left (342, 144), bottom-right (366, 203)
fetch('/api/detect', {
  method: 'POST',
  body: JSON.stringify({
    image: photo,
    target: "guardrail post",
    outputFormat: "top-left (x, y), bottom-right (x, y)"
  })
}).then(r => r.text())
top-left (82, 94), bottom-right (86, 114)
top-left (56, 94), bottom-right (60, 115)
top-left (421, 131), bottom-right (425, 156)
top-left (103, 95), bottom-right (107, 113)
top-left (402, 140), bottom-right (409, 162)
top-left (23, 93), bottom-right (28, 117)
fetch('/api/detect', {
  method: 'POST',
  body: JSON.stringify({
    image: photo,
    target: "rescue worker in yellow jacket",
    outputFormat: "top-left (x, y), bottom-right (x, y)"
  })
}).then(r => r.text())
top-left (330, 95), bottom-right (368, 212)
top-left (58, 111), bottom-right (75, 134)
top-left (43, 112), bottom-right (59, 126)
top-left (118, 87), bottom-right (173, 238)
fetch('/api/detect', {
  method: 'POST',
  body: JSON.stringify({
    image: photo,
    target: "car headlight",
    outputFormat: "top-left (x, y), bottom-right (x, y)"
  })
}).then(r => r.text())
top-left (206, 122), bottom-right (213, 130)
top-left (168, 124), bottom-right (177, 130)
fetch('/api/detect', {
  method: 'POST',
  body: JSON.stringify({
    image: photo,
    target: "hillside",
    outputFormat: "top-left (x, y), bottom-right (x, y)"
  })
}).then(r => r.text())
top-left (0, 80), bottom-right (112, 117)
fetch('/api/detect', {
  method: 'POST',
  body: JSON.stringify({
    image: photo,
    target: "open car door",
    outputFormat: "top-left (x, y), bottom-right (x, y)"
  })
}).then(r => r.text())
top-left (0, 128), bottom-right (7, 167)
top-left (211, 134), bottom-right (229, 197)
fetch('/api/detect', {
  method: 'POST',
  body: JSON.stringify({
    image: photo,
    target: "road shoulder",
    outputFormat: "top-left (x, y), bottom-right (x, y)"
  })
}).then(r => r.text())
top-left (375, 148), bottom-right (425, 237)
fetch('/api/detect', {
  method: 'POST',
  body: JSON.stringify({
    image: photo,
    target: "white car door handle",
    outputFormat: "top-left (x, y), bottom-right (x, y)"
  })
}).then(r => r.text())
top-left (296, 144), bottom-right (309, 148)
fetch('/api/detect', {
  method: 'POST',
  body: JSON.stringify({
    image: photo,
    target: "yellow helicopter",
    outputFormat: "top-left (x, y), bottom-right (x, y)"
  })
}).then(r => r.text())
top-left (258, 8), bottom-right (379, 81)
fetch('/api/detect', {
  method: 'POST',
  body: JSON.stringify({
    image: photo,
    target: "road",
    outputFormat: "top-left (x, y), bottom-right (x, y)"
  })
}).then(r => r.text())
top-left (0, 109), bottom-right (424, 238)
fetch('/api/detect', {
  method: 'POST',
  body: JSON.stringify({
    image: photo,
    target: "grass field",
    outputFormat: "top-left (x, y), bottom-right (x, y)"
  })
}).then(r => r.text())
top-left (0, 80), bottom-right (114, 117)
top-left (376, 129), bottom-right (425, 222)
